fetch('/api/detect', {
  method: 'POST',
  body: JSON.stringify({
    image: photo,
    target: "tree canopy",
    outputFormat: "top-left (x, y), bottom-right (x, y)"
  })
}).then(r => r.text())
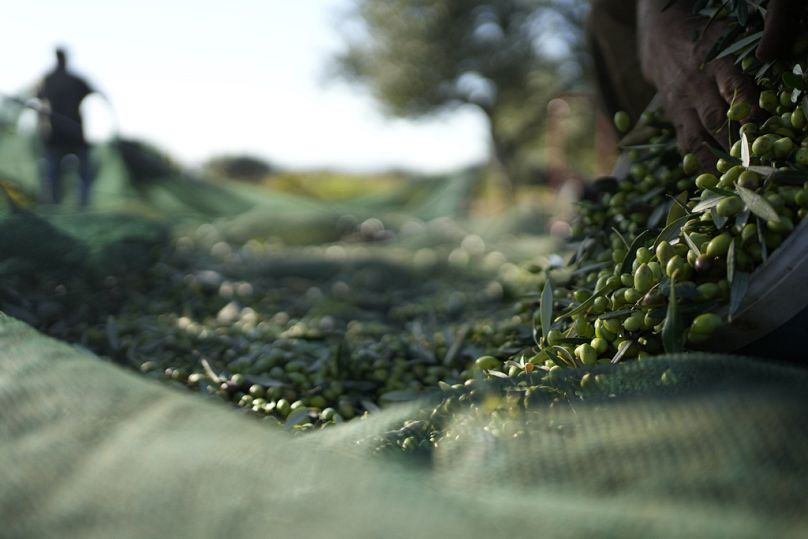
top-left (335, 0), bottom-right (591, 183)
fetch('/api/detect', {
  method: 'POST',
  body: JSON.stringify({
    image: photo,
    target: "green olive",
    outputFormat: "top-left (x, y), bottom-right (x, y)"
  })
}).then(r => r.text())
top-left (655, 241), bottom-right (673, 266)
top-left (759, 90), bottom-right (778, 113)
top-left (791, 106), bottom-right (807, 129)
top-left (666, 255), bottom-right (686, 279)
top-left (574, 317), bottom-right (595, 338)
top-left (741, 223), bottom-right (758, 242)
top-left (695, 173), bottom-right (719, 190)
top-left (276, 399), bottom-right (292, 417)
top-left (767, 216), bottom-right (794, 234)
top-left (623, 313), bottom-right (643, 333)
top-left (773, 137), bottom-right (794, 158)
top-left (614, 111), bottom-right (631, 133)
top-left (682, 153), bottom-right (700, 175)
top-left (752, 135), bottom-right (774, 156)
top-left (475, 355), bottom-right (501, 370)
top-left (635, 247), bottom-right (653, 264)
top-left (794, 189), bottom-right (808, 208)
top-left (690, 313), bottom-right (722, 335)
top-left (577, 343), bottom-right (597, 366)
top-left (737, 170), bottom-right (760, 189)
top-left (705, 233), bottom-right (733, 257)
top-left (590, 337), bottom-right (608, 354)
top-left (728, 102), bottom-right (752, 122)
top-left (697, 282), bottom-right (720, 300)
top-left (547, 329), bottom-right (563, 346)
top-left (624, 288), bottom-right (642, 304)
top-left (633, 264), bottom-right (655, 294)
top-left (716, 196), bottom-right (744, 217)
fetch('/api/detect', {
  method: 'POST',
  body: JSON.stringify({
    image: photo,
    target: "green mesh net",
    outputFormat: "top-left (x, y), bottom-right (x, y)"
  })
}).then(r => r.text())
top-left (2, 316), bottom-right (807, 538)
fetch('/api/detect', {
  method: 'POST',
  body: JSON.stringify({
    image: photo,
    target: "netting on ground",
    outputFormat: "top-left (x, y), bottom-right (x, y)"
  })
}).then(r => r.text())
top-left (2, 316), bottom-right (807, 538)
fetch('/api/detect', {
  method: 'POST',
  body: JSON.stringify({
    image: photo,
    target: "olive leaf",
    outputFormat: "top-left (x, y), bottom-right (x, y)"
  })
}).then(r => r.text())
top-left (611, 227), bottom-right (630, 250)
top-left (597, 308), bottom-right (636, 320)
top-left (741, 131), bottom-right (751, 167)
top-left (545, 346), bottom-right (575, 368)
top-left (735, 208), bottom-right (751, 231)
top-left (647, 202), bottom-right (669, 229)
top-left (704, 141), bottom-right (741, 164)
top-left (628, 186), bottom-right (667, 208)
top-left (557, 337), bottom-right (591, 346)
top-left (284, 407), bottom-right (311, 429)
top-left (734, 43), bottom-right (757, 65)
top-left (611, 340), bottom-right (634, 364)
top-left (655, 215), bottom-right (690, 247)
top-left (568, 261), bottom-right (611, 277)
top-left (662, 278), bottom-right (684, 353)
top-left (666, 192), bottom-right (690, 226)
top-left (756, 217), bottom-right (768, 262)
top-left (539, 279), bottom-right (554, 343)
top-left (682, 231), bottom-right (702, 256)
top-left (705, 185), bottom-right (738, 197)
top-left (555, 281), bottom-right (614, 322)
top-left (697, 4), bottom-right (730, 43)
top-left (711, 207), bottom-right (729, 229)
top-left (747, 165), bottom-right (775, 177)
top-left (755, 60), bottom-right (775, 80)
top-left (620, 229), bottom-right (654, 275)
top-left (569, 237), bottom-right (595, 266)
top-left (736, 185), bottom-right (780, 222)
top-left (729, 271), bottom-right (750, 321)
top-left (735, 0), bottom-right (748, 26)
top-left (715, 31), bottom-right (764, 60)
top-left (726, 238), bottom-right (736, 284)
top-left (692, 194), bottom-right (727, 213)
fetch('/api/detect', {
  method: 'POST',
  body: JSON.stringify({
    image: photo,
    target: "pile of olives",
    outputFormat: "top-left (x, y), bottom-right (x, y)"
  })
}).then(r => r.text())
top-left (521, 33), bottom-right (808, 372)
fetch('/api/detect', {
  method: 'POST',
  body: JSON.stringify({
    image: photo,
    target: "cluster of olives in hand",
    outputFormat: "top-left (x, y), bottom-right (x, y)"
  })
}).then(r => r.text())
top-left (521, 46), bottom-right (808, 372)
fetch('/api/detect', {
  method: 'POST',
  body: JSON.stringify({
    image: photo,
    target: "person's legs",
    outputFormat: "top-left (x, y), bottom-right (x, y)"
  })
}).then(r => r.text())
top-left (44, 149), bottom-right (64, 204)
top-left (76, 146), bottom-right (94, 208)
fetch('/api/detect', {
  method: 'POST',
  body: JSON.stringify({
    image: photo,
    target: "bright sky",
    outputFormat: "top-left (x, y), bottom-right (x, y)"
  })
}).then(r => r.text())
top-left (2, 0), bottom-right (488, 173)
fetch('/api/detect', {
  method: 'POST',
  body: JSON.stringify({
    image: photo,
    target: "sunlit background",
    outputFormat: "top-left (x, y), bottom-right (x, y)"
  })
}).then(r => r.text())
top-left (3, 0), bottom-right (491, 173)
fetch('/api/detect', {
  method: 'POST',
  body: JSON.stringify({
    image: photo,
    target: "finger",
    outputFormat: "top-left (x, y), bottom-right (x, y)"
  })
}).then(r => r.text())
top-left (757, 0), bottom-right (803, 61)
top-left (690, 82), bottom-right (730, 147)
top-left (669, 104), bottom-right (719, 172)
top-left (709, 56), bottom-right (760, 118)
top-left (670, 104), bottom-right (704, 154)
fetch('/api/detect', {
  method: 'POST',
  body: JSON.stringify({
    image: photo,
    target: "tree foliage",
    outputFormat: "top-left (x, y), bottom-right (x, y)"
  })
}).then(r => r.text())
top-left (335, 0), bottom-right (591, 181)
top-left (204, 154), bottom-right (273, 182)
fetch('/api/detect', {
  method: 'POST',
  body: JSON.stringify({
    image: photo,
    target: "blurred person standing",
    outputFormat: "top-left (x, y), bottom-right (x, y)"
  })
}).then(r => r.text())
top-left (36, 47), bottom-right (96, 207)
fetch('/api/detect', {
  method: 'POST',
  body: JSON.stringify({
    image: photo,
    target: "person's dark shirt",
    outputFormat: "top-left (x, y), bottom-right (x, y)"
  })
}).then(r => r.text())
top-left (37, 67), bottom-right (92, 150)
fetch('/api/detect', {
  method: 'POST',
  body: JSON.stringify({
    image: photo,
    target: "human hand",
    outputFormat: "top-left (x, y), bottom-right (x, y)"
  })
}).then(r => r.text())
top-left (757, 0), bottom-right (806, 61)
top-left (636, 0), bottom-right (759, 166)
